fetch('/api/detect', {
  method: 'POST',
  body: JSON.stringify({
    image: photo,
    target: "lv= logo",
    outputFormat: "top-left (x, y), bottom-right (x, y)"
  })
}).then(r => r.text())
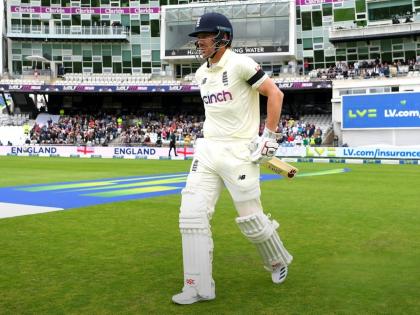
top-left (348, 109), bottom-right (377, 118)
top-left (306, 147), bottom-right (336, 157)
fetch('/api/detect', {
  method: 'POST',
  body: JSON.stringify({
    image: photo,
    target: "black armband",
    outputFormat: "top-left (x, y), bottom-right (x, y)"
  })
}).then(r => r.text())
top-left (246, 69), bottom-right (265, 86)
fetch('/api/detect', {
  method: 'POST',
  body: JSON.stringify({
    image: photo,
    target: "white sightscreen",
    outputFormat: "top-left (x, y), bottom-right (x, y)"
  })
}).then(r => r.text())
top-left (161, 0), bottom-right (294, 60)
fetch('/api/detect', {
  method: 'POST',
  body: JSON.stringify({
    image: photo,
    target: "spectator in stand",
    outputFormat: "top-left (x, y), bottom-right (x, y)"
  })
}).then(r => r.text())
top-left (184, 133), bottom-right (192, 147)
top-left (315, 134), bottom-right (322, 146)
top-left (294, 134), bottom-right (302, 146)
top-left (309, 136), bottom-right (316, 146)
top-left (304, 59), bottom-right (309, 75)
top-left (353, 61), bottom-right (359, 76)
top-left (314, 127), bottom-right (322, 139)
top-left (302, 135), bottom-right (309, 147)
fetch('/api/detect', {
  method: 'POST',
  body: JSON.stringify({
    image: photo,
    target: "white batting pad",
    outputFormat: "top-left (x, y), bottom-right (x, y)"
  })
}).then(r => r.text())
top-left (236, 212), bottom-right (293, 270)
top-left (179, 212), bottom-right (214, 298)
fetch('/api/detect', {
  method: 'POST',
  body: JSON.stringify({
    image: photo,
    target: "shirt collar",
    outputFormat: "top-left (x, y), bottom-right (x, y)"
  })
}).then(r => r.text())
top-left (208, 48), bottom-right (232, 70)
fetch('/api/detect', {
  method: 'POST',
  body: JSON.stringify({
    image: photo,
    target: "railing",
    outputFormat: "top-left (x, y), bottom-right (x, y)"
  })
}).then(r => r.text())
top-left (329, 21), bottom-right (420, 42)
top-left (8, 25), bottom-right (129, 40)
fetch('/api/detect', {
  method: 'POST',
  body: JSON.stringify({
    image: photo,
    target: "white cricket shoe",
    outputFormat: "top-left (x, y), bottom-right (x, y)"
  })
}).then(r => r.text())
top-left (172, 287), bottom-right (215, 305)
top-left (271, 265), bottom-right (288, 284)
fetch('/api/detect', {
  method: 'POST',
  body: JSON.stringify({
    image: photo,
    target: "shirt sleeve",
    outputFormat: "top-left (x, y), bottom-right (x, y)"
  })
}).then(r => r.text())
top-left (238, 55), bottom-right (268, 90)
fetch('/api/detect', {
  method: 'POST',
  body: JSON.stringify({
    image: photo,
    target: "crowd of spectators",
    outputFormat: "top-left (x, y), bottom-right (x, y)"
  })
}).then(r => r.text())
top-left (29, 114), bottom-right (119, 146)
top-left (28, 112), bottom-right (328, 147)
top-left (274, 117), bottom-right (323, 147)
top-left (28, 112), bottom-right (205, 146)
top-left (117, 112), bottom-right (204, 146)
top-left (309, 58), bottom-right (420, 80)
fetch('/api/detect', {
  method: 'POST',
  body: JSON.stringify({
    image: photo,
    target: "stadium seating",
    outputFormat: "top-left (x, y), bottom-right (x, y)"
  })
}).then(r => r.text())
top-left (0, 113), bottom-right (30, 127)
top-left (60, 73), bottom-right (152, 85)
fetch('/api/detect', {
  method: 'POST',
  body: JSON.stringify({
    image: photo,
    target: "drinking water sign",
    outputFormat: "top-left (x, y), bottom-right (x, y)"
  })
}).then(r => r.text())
top-left (342, 92), bottom-right (420, 129)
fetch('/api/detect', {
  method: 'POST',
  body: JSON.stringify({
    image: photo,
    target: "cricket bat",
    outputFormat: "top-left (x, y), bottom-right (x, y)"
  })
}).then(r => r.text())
top-left (263, 157), bottom-right (298, 179)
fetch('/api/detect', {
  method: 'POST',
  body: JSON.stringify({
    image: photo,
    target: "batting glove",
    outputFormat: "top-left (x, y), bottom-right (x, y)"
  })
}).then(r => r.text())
top-left (250, 127), bottom-right (279, 164)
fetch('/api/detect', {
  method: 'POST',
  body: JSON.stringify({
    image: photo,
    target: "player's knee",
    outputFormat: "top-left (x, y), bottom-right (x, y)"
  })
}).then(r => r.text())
top-left (180, 188), bottom-right (208, 215)
top-left (234, 198), bottom-right (263, 217)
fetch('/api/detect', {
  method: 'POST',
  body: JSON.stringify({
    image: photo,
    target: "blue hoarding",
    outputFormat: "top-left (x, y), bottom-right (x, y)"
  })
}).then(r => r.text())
top-left (342, 92), bottom-right (420, 129)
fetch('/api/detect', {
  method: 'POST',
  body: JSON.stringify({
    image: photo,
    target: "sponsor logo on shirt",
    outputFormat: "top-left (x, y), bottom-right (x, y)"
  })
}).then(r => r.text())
top-left (202, 90), bottom-right (233, 104)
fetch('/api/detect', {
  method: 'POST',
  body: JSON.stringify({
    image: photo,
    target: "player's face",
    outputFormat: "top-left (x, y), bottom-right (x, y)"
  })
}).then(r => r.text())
top-left (195, 33), bottom-right (217, 59)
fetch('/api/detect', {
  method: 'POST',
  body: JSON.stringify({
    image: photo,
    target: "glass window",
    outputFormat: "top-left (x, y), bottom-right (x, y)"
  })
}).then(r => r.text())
top-left (132, 45), bottom-right (141, 56)
top-left (381, 52), bottom-right (392, 62)
top-left (92, 45), bottom-right (101, 56)
top-left (356, 0), bottom-right (366, 13)
top-left (381, 39), bottom-right (392, 52)
top-left (113, 63), bottom-right (122, 73)
top-left (358, 47), bottom-right (368, 54)
top-left (334, 8), bottom-right (355, 22)
top-left (312, 11), bottom-right (322, 27)
top-left (323, 4), bottom-right (332, 16)
top-left (314, 50), bottom-right (324, 63)
top-left (103, 56), bottom-right (112, 67)
top-left (370, 52), bottom-right (380, 60)
top-left (73, 62), bottom-right (82, 73)
top-left (301, 12), bottom-right (312, 31)
top-left (152, 50), bottom-right (160, 62)
top-left (303, 38), bottom-right (313, 50)
top-left (122, 51), bottom-right (131, 67)
top-left (368, 3), bottom-right (412, 21)
top-left (93, 62), bottom-right (102, 73)
top-left (112, 44), bottom-right (122, 56)
top-left (131, 20), bottom-right (140, 35)
top-left (151, 20), bottom-right (160, 37)
top-left (141, 14), bottom-right (150, 26)
top-left (72, 15), bottom-right (81, 26)
top-left (133, 57), bottom-right (142, 67)
top-left (73, 45), bottom-right (82, 55)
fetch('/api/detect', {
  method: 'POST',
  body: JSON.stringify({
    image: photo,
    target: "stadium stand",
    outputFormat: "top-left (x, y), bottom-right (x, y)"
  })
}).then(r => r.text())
top-left (1, 0), bottom-right (420, 148)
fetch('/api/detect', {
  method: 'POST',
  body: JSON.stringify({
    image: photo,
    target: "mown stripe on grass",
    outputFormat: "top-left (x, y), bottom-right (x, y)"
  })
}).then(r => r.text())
top-left (83, 185), bottom-right (180, 197)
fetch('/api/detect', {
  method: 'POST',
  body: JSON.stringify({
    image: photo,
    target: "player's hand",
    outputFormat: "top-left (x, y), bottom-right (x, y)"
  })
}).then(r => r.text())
top-left (249, 127), bottom-right (279, 164)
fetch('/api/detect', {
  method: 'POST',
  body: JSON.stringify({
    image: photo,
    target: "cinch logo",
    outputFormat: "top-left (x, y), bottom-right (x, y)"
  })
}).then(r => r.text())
top-left (348, 109), bottom-right (377, 119)
top-left (202, 90), bottom-right (233, 104)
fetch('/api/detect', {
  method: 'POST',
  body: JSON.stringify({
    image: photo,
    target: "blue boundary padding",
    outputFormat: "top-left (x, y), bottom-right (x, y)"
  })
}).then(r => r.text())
top-left (0, 173), bottom-right (281, 209)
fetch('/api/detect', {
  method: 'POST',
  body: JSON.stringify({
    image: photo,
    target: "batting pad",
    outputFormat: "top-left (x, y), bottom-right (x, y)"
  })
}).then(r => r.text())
top-left (236, 212), bottom-right (293, 270)
top-left (179, 212), bottom-right (214, 298)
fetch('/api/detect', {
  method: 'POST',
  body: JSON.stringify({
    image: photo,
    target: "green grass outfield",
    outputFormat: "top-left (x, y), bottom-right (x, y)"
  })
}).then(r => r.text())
top-left (0, 156), bottom-right (419, 315)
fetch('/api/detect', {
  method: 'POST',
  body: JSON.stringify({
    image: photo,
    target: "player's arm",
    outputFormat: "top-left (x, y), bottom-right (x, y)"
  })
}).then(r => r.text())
top-left (257, 78), bottom-right (283, 132)
top-left (248, 77), bottom-right (283, 164)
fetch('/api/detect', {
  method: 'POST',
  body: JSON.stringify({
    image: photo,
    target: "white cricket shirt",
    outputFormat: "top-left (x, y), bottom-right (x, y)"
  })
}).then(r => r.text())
top-left (195, 49), bottom-right (268, 141)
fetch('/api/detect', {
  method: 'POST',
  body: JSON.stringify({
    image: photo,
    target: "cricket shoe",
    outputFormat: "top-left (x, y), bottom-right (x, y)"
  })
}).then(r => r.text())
top-left (271, 264), bottom-right (288, 284)
top-left (172, 286), bottom-right (215, 305)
